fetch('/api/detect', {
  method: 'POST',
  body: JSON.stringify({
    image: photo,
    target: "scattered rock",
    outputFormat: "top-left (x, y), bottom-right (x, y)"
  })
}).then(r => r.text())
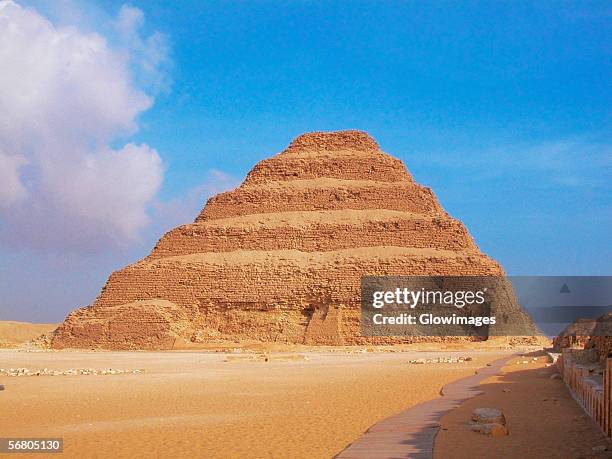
top-left (550, 373), bottom-right (561, 380)
top-left (502, 388), bottom-right (511, 393)
top-left (407, 356), bottom-right (472, 365)
top-left (472, 408), bottom-right (506, 425)
top-left (0, 368), bottom-right (143, 377)
top-left (592, 445), bottom-right (607, 452)
top-left (0, 384), bottom-right (4, 391)
top-left (469, 422), bottom-right (509, 437)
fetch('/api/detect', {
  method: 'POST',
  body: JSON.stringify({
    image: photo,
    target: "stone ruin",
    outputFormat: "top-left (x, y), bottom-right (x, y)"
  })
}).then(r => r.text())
top-left (555, 313), bottom-right (612, 362)
top-left (51, 130), bottom-right (538, 349)
top-left (587, 313), bottom-right (612, 361)
top-left (553, 318), bottom-right (598, 351)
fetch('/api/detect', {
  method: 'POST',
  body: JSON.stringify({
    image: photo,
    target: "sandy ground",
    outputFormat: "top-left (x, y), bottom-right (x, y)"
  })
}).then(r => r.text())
top-left (0, 349), bottom-right (509, 458)
top-left (434, 351), bottom-right (612, 459)
top-left (0, 322), bottom-right (56, 348)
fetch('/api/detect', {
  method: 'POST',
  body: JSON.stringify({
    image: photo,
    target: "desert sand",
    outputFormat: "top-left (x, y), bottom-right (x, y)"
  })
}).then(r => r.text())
top-left (434, 352), bottom-right (612, 458)
top-left (1, 349), bottom-right (509, 458)
top-left (0, 321), bottom-right (56, 348)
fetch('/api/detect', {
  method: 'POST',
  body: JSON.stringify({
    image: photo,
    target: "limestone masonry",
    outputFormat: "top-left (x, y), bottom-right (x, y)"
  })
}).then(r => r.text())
top-left (555, 313), bottom-right (612, 362)
top-left (52, 130), bottom-right (537, 349)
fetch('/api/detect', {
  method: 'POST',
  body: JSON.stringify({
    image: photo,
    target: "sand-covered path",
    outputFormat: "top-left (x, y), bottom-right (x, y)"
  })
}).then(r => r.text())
top-left (434, 352), bottom-right (612, 458)
top-left (337, 356), bottom-right (514, 458)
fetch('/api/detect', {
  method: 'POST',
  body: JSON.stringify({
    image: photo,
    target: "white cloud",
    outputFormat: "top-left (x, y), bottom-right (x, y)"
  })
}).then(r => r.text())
top-left (415, 138), bottom-right (612, 189)
top-left (0, 151), bottom-right (28, 206)
top-left (0, 0), bottom-right (168, 252)
top-left (113, 4), bottom-right (171, 93)
top-left (151, 169), bottom-right (239, 233)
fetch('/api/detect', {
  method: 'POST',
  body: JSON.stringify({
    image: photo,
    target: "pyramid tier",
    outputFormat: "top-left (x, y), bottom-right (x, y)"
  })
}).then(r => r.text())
top-left (93, 247), bottom-right (503, 309)
top-left (150, 210), bottom-right (477, 258)
top-left (243, 151), bottom-right (412, 185)
top-left (53, 247), bottom-right (504, 348)
top-left (198, 179), bottom-right (443, 221)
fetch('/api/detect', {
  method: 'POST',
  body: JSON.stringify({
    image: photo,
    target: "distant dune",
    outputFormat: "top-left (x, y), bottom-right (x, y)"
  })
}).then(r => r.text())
top-left (0, 321), bottom-right (57, 348)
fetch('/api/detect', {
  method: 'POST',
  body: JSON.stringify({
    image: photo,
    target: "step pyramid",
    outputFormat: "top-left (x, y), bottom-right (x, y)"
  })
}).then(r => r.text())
top-left (52, 130), bottom-right (537, 349)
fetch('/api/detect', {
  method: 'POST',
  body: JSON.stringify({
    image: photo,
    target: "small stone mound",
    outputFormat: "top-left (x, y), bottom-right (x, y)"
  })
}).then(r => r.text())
top-left (470, 407), bottom-right (509, 437)
top-left (469, 422), bottom-right (509, 437)
top-left (472, 407), bottom-right (506, 425)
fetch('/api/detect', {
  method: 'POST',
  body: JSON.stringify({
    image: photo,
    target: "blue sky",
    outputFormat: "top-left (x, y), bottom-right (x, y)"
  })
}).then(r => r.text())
top-left (0, 0), bottom-right (610, 322)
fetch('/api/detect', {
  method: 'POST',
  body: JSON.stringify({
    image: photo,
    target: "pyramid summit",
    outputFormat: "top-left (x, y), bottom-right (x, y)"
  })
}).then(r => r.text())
top-left (52, 130), bottom-right (537, 349)
top-left (283, 130), bottom-right (381, 154)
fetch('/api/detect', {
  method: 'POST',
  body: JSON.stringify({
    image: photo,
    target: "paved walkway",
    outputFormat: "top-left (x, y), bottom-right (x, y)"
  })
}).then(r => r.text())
top-left (336, 355), bottom-right (514, 459)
